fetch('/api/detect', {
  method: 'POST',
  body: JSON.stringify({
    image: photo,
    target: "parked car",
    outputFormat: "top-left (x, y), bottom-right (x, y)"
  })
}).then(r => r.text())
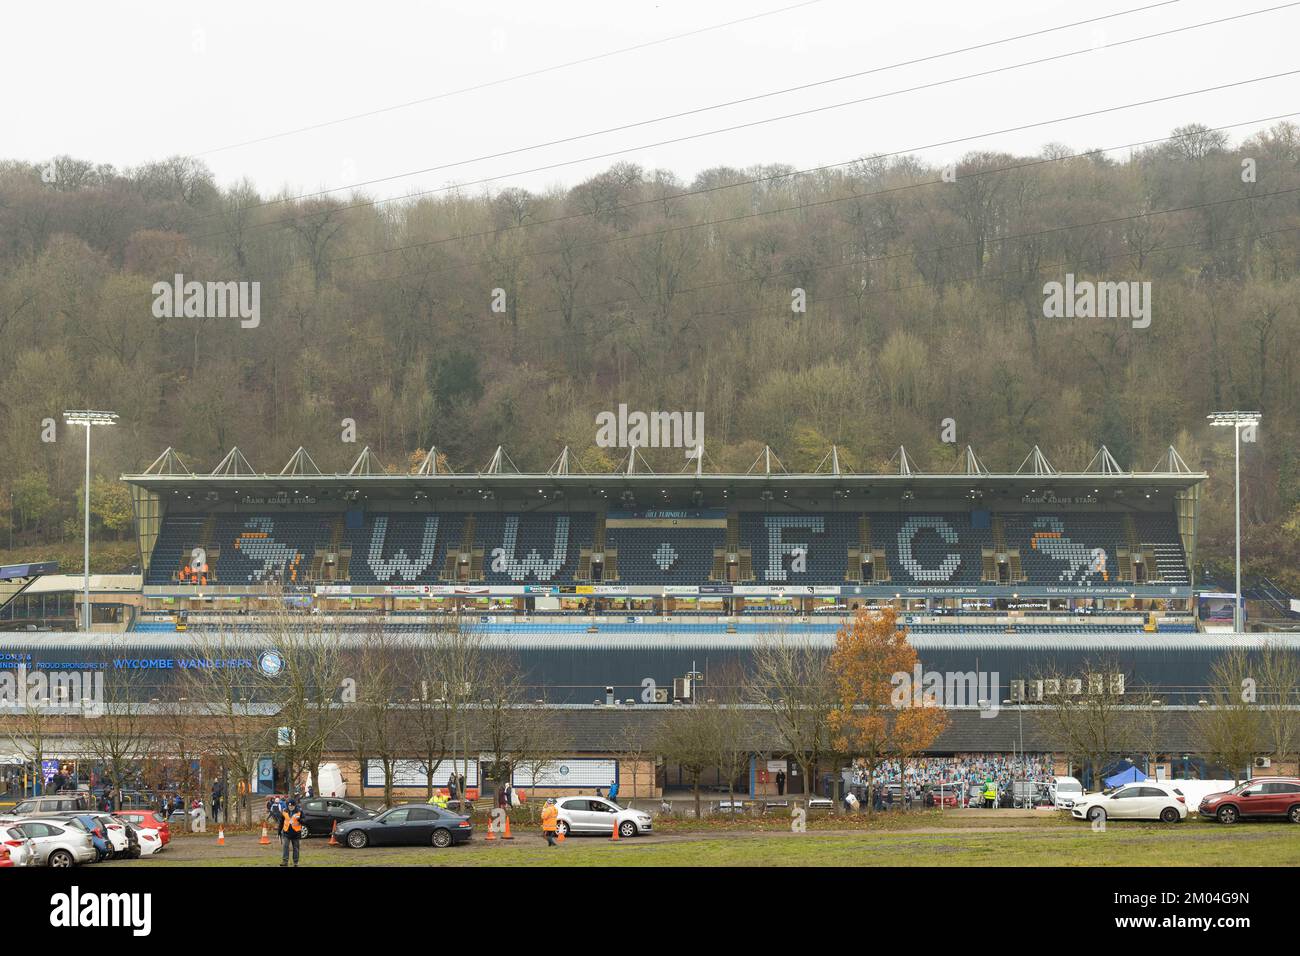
top-left (336, 804), bottom-right (473, 848)
top-left (298, 797), bottom-right (375, 838)
top-left (8, 819), bottom-right (98, 866)
top-left (1070, 782), bottom-right (1187, 823)
top-left (0, 823), bottom-right (38, 867)
top-left (1199, 777), bottom-right (1300, 824)
top-left (122, 821), bottom-right (163, 856)
top-left (553, 796), bottom-right (653, 838)
top-left (1051, 776), bottom-right (1084, 810)
top-left (9, 794), bottom-right (93, 816)
top-left (116, 810), bottom-right (170, 845)
top-left (45, 812), bottom-right (135, 859)
top-left (922, 783), bottom-right (959, 808)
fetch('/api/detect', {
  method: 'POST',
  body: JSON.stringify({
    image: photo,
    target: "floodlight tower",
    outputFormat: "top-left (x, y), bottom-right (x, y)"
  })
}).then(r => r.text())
top-left (62, 410), bottom-right (118, 631)
top-left (1207, 411), bottom-right (1261, 633)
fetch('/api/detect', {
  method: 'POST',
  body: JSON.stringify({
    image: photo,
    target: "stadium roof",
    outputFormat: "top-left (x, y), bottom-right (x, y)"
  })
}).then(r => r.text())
top-left (122, 442), bottom-right (1206, 496)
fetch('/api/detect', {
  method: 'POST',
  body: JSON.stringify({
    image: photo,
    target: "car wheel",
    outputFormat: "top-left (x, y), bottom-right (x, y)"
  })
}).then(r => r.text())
top-left (432, 828), bottom-right (452, 848)
top-left (49, 850), bottom-right (74, 868)
top-left (1159, 807), bottom-right (1180, 824)
top-left (1087, 806), bottom-right (1105, 823)
top-left (1287, 805), bottom-right (1300, 824)
top-left (619, 820), bottom-right (637, 838)
top-left (1217, 805), bottom-right (1238, 824)
top-left (346, 830), bottom-right (368, 849)
top-left (556, 820), bottom-right (570, 837)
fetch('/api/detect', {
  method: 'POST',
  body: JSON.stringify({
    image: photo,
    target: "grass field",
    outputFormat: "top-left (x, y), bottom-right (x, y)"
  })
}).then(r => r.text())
top-left (114, 819), bottom-right (1300, 868)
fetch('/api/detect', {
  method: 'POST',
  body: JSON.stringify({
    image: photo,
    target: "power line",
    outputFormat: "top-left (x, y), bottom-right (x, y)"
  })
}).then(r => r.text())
top-left (252, 76), bottom-right (1298, 299)
top-left (497, 186), bottom-right (1300, 328)
top-left (194, 0), bottom-right (1220, 228)
top-left (192, 0), bottom-right (837, 157)
top-left (679, 223), bottom-right (1300, 327)
top-left (300, 109), bottom-right (1300, 282)
top-left (243, 175), bottom-right (1295, 340)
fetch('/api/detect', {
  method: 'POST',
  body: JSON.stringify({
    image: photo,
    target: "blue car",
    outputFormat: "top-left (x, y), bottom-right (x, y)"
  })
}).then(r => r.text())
top-left (54, 814), bottom-right (112, 861)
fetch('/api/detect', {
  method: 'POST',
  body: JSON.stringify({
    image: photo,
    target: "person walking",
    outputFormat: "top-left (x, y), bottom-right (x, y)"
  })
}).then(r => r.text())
top-left (776, 770), bottom-right (786, 797)
top-left (267, 795), bottom-right (285, 846)
top-left (607, 780), bottom-right (619, 804)
top-left (541, 798), bottom-right (559, 847)
top-left (280, 799), bottom-right (303, 867)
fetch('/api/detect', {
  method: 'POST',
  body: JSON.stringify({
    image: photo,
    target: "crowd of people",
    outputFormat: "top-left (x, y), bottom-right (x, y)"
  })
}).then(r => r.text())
top-left (848, 753), bottom-right (1055, 790)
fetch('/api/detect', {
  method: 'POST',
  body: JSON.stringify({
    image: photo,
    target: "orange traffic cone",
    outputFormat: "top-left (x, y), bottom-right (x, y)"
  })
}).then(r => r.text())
top-left (556, 825), bottom-right (565, 843)
top-left (216, 828), bottom-right (225, 846)
top-left (259, 823), bottom-right (270, 845)
top-left (486, 818), bottom-right (496, 841)
top-left (610, 819), bottom-right (620, 841)
top-left (328, 821), bottom-right (339, 846)
top-left (502, 815), bottom-right (514, 840)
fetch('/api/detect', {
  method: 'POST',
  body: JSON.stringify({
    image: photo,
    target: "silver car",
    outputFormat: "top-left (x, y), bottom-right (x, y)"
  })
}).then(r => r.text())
top-left (10, 818), bottom-right (98, 867)
top-left (553, 797), bottom-right (653, 838)
top-left (0, 823), bottom-right (39, 867)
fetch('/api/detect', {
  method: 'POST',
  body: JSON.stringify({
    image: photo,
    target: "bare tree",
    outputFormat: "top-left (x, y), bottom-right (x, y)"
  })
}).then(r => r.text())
top-left (260, 608), bottom-right (350, 797)
top-left (1192, 648), bottom-right (1264, 784)
top-left (81, 654), bottom-right (151, 820)
top-left (179, 626), bottom-right (277, 826)
top-left (655, 705), bottom-right (716, 819)
top-left (747, 632), bottom-right (835, 802)
top-left (1034, 658), bottom-right (1135, 791)
top-left (1257, 641), bottom-right (1300, 772)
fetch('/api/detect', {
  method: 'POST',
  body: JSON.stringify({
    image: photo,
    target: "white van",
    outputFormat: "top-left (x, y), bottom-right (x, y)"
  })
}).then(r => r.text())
top-left (1051, 776), bottom-right (1084, 809)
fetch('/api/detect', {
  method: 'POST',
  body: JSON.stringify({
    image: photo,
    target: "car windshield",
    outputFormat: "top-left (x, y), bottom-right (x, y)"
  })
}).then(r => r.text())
top-left (1056, 781), bottom-right (1082, 792)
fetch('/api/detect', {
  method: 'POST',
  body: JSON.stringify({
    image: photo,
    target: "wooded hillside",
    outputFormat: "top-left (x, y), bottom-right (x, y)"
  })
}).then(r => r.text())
top-left (1, 121), bottom-right (1297, 587)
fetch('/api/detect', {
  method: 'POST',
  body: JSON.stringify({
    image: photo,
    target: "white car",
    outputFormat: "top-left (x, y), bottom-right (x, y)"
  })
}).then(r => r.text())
top-left (1051, 776), bottom-right (1084, 809)
top-left (0, 823), bottom-right (39, 867)
top-left (8, 818), bottom-right (98, 866)
top-left (125, 821), bottom-right (164, 856)
top-left (1070, 783), bottom-right (1187, 824)
top-left (553, 796), bottom-right (652, 838)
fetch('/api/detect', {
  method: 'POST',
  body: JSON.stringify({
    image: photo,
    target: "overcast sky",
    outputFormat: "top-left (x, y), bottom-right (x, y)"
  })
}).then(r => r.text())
top-left (6, 0), bottom-right (1298, 200)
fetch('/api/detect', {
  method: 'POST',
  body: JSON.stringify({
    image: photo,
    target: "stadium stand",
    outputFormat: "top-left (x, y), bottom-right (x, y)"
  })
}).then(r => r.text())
top-left (143, 509), bottom-right (1190, 590)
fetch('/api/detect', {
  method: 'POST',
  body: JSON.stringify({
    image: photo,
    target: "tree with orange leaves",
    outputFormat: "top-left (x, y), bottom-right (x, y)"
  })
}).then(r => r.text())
top-left (828, 607), bottom-right (946, 811)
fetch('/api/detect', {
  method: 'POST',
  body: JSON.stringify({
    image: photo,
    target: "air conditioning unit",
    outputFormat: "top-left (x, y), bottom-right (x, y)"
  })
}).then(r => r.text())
top-left (1043, 679), bottom-right (1061, 696)
top-left (1255, 757), bottom-right (1271, 768)
top-left (672, 677), bottom-right (692, 702)
top-left (1065, 678), bottom-right (1083, 696)
top-left (1010, 680), bottom-right (1025, 702)
top-left (653, 688), bottom-right (669, 704)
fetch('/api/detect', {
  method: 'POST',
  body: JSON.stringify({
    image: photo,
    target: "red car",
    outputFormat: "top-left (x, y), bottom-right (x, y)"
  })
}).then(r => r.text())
top-left (1199, 777), bottom-right (1300, 824)
top-left (116, 810), bottom-right (171, 845)
top-left (923, 783), bottom-right (960, 808)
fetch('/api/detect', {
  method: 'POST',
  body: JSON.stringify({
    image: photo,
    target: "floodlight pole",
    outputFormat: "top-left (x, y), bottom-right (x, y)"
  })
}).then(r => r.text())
top-left (1209, 412), bottom-right (1259, 634)
top-left (64, 410), bottom-right (117, 631)
top-left (83, 421), bottom-right (93, 630)
top-left (1234, 421), bottom-right (1242, 633)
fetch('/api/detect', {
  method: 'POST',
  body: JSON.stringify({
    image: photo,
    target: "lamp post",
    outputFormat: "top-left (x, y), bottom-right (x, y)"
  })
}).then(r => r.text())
top-left (1207, 412), bottom-right (1261, 633)
top-left (62, 410), bottom-right (118, 631)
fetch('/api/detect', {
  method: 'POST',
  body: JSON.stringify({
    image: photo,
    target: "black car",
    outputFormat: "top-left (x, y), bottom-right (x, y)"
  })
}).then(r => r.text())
top-left (297, 797), bottom-right (375, 838)
top-left (335, 804), bottom-right (473, 849)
